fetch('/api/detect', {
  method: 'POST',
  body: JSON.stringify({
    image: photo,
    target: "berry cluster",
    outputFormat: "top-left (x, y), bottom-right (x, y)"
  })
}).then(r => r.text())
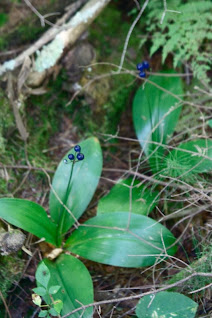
top-left (136, 61), bottom-right (150, 78)
top-left (63, 145), bottom-right (84, 164)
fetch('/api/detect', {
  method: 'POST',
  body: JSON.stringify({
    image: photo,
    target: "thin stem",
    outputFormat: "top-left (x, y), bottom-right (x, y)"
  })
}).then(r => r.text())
top-left (56, 161), bottom-right (75, 246)
top-left (118, 0), bottom-right (150, 72)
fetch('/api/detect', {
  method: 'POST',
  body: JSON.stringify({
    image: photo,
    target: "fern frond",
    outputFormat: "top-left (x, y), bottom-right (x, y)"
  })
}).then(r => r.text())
top-left (145, 0), bottom-right (212, 83)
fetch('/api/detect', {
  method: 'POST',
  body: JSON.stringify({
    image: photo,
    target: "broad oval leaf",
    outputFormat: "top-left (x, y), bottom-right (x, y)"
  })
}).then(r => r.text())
top-left (133, 74), bottom-right (183, 171)
top-left (32, 287), bottom-right (46, 297)
top-left (207, 119), bottom-right (212, 128)
top-left (36, 262), bottom-right (51, 288)
top-left (40, 254), bottom-right (93, 318)
top-left (164, 139), bottom-right (212, 177)
top-left (0, 198), bottom-right (57, 246)
top-left (136, 291), bottom-right (198, 318)
top-left (97, 177), bottom-right (158, 216)
top-left (49, 137), bottom-right (102, 238)
top-left (65, 212), bottom-right (177, 268)
top-left (38, 310), bottom-right (48, 317)
top-left (48, 285), bottom-right (61, 295)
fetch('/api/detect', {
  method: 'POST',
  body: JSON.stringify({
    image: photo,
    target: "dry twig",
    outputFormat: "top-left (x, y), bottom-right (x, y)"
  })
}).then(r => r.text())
top-left (61, 272), bottom-right (212, 317)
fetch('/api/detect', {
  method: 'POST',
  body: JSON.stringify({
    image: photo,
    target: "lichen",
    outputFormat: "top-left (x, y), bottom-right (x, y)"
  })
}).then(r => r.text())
top-left (0, 59), bottom-right (16, 75)
top-left (33, 0), bottom-right (106, 73)
top-left (69, 0), bottom-right (104, 27)
top-left (34, 34), bottom-right (65, 72)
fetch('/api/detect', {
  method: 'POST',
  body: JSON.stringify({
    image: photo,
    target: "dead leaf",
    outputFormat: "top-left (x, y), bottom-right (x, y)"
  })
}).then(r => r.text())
top-left (7, 74), bottom-right (29, 141)
top-left (17, 56), bottom-right (31, 93)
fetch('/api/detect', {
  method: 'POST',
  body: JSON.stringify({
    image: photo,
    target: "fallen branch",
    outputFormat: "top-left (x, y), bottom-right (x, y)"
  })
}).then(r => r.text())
top-left (0, 0), bottom-right (111, 86)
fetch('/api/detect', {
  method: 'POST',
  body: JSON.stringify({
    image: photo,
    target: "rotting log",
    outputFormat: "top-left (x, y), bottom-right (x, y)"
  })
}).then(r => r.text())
top-left (0, 0), bottom-right (111, 87)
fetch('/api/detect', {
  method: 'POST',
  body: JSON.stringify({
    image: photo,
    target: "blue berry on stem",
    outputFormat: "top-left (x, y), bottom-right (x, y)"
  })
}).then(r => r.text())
top-left (77, 153), bottom-right (84, 161)
top-left (139, 71), bottom-right (146, 78)
top-left (142, 61), bottom-right (150, 69)
top-left (74, 145), bottom-right (81, 152)
top-left (136, 63), bottom-right (144, 71)
top-left (68, 153), bottom-right (75, 161)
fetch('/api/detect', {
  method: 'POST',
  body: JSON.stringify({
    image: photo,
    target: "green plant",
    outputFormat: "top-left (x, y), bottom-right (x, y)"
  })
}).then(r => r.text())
top-left (136, 291), bottom-right (198, 318)
top-left (0, 89), bottom-right (14, 153)
top-left (133, 73), bottom-right (212, 178)
top-left (32, 263), bottom-right (63, 317)
top-left (0, 137), bottom-right (177, 317)
top-left (141, 0), bottom-right (212, 83)
top-left (97, 177), bottom-right (158, 215)
top-left (167, 241), bottom-right (212, 294)
top-left (0, 254), bottom-right (24, 304)
top-left (131, 73), bottom-right (212, 317)
top-left (0, 13), bottom-right (8, 27)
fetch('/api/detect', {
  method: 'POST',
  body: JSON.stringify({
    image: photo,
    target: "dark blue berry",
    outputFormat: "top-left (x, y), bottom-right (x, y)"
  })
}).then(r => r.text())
top-left (142, 61), bottom-right (150, 69)
top-left (77, 153), bottom-right (84, 161)
top-left (137, 63), bottom-right (145, 71)
top-left (63, 159), bottom-right (68, 164)
top-left (139, 71), bottom-right (146, 78)
top-left (68, 154), bottom-right (75, 160)
top-left (74, 145), bottom-right (81, 152)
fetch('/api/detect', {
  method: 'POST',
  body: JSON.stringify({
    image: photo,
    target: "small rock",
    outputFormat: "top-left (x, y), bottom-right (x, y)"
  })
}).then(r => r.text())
top-left (0, 228), bottom-right (26, 255)
top-left (62, 42), bottom-right (95, 82)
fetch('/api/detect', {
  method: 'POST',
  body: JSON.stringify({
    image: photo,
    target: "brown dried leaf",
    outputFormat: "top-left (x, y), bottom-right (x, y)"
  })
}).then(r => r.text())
top-left (17, 56), bottom-right (31, 93)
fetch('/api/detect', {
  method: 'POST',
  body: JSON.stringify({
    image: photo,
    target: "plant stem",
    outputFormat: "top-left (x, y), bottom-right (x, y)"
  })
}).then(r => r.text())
top-left (56, 161), bottom-right (75, 246)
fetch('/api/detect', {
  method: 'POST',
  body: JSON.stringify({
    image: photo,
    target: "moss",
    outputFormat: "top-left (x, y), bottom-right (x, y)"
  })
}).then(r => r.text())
top-left (104, 74), bottom-right (133, 129)
top-left (0, 14), bottom-right (48, 52)
top-left (0, 37), bottom-right (8, 50)
top-left (89, 6), bottom-right (140, 60)
top-left (0, 254), bottom-right (24, 304)
top-left (66, 70), bottom-right (134, 137)
top-left (17, 23), bottom-right (47, 43)
top-left (0, 89), bottom-right (14, 153)
top-left (167, 242), bottom-right (212, 294)
top-left (26, 77), bottom-right (67, 166)
top-left (0, 0), bottom-right (70, 52)
top-left (0, 76), bottom-right (64, 195)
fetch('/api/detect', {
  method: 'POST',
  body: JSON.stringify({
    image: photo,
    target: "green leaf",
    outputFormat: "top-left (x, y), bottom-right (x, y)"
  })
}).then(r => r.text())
top-left (42, 254), bottom-right (93, 318)
top-left (165, 139), bottom-right (212, 176)
top-left (207, 119), bottom-right (212, 128)
top-left (48, 285), bottom-right (61, 295)
top-left (53, 300), bottom-right (63, 314)
top-left (133, 74), bottom-right (183, 171)
top-left (97, 178), bottom-right (158, 216)
top-left (0, 13), bottom-right (8, 27)
top-left (49, 137), bottom-right (102, 241)
top-left (49, 308), bottom-right (58, 316)
top-left (65, 212), bottom-right (177, 268)
top-left (36, 262), bottom-right (51, 289)
top-left (38, 310), bottom-right (48, 317)
top-left (32, 287), bottom-right (47, 296)
top-left (0, 198), bottom-right (57, 246)
top-left (136, 291), bottom-right (198, 318)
